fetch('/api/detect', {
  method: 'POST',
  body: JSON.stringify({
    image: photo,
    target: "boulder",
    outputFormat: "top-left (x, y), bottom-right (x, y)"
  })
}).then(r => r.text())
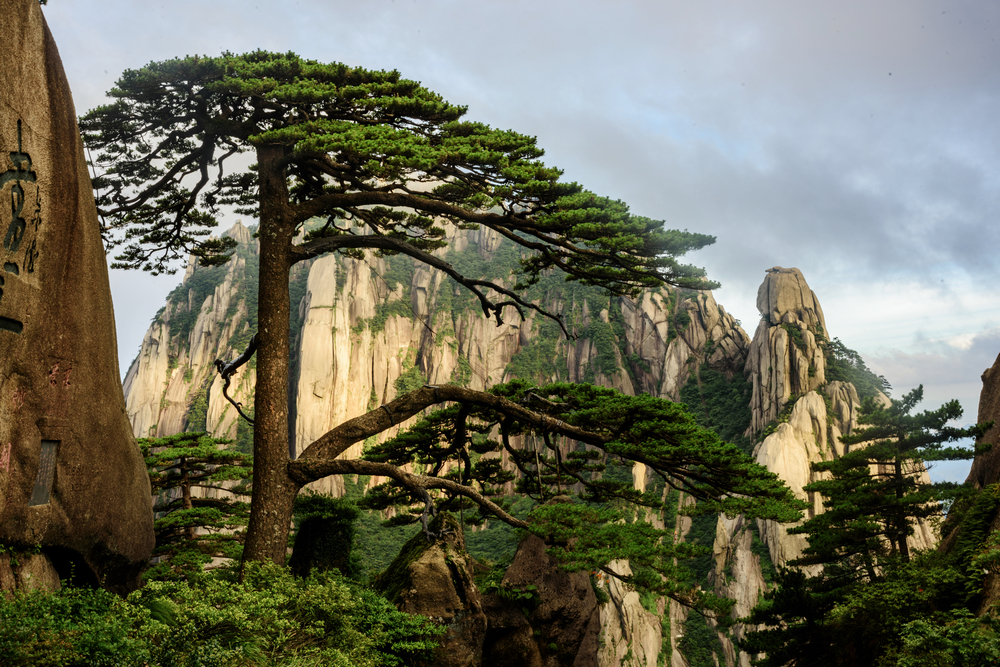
top-left (483, 533), bottom-right (601, 667)
top-left (375, 513), bottom-right (487, 667)
top-left (0, 0), bottom-right (154, 595)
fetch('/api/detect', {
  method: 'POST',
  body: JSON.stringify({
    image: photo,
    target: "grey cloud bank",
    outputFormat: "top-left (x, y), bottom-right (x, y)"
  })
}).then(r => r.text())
top-left (41, 0), bottom-right (1000, 481)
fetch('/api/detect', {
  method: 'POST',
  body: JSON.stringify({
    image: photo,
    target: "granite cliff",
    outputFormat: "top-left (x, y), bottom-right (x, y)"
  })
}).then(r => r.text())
top-left (123, 222), bottom-right (748, 666)
top-left (122, 227), bottom-right (936, 667)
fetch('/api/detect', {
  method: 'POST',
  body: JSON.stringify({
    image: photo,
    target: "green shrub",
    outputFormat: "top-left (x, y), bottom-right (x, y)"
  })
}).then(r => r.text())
top-left (289, 493), bottom-right (363, 580)
top-left (0, 586), bottom-right (148, 666)
top-left (0, 563), bottom-right (443, 667)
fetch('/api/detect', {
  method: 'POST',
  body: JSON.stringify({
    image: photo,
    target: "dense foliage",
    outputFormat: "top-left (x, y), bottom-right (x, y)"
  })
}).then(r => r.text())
top-left (355, 379), bottom-right (806, 616)
top-left (824, 337), bottom-right (892, 399)
top-left (289, 493), bottom-right (363, 580)
top-left (743, 387), bottom-right (993, 666)
top-left (0, 563), bottom-right (442, 667)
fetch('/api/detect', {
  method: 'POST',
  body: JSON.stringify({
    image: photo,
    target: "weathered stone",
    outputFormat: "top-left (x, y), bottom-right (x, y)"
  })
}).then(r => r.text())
top-left (755, 266), bottom-right (827, 330)
top-left (0, 0), bottom-right (154, 595)
top-left (939, 352), bottom-right (1000, 613)
top-left (967, 351), bottom-right (1000, 492)
top-left (121, 223), bottom-right (751, 500)
top-left (0, 550), bottom-right (60, 597)
top-left (597, 560), bottom-right (661, 667)
top-left (484, 532), bottom-right (601, 667)
top-left (376, 513), bottom-right (487, 667)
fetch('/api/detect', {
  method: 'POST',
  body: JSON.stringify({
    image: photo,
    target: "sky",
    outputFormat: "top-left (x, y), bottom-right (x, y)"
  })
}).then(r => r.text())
top-left (41, 0), bottom-right (1000, 482)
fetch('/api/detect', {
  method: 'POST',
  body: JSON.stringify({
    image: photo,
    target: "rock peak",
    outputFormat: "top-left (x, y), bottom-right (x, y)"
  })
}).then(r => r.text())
top-left (224, 220), bottom-right (254, 247)
top-left (756, 266), bottom-right (827, 332)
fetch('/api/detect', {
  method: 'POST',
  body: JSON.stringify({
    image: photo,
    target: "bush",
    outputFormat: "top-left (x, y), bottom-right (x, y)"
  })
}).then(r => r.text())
top-left (0, 563), bottom-right (443, 666)
top-left (289, 493), bottom-right (363, 580)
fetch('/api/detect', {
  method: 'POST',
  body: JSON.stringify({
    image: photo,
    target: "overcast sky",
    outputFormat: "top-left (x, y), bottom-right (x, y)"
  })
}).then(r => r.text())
top-left (42, 0), bottom-right (1000, 481)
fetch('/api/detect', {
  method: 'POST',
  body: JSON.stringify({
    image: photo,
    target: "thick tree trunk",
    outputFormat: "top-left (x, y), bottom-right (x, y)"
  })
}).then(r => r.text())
top-left (241, 144), bottom-right (302, 569)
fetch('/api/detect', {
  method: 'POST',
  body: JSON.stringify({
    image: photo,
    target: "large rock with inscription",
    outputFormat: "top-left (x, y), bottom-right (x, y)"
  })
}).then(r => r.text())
top-left (0, 0), bottom-right (154, 594)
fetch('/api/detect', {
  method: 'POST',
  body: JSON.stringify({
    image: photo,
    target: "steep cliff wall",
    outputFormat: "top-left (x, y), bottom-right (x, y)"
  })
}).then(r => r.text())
top-left (705, 267), bottom-right (935, 667)
top-left (122, 222), bottom-right (750, 667)
top-left (123, 222), bottom-right (750, 469)
top-left (122, 235), bottom-right (940, 667)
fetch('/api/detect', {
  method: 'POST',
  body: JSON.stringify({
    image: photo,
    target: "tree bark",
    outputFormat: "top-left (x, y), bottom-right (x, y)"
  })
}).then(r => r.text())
top-left (241, 143), bottom-right (300, 569)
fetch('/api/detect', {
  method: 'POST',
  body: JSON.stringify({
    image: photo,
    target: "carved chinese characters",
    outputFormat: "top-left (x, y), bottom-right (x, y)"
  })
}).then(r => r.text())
top-left (0, 120), bottom-right (41, 335)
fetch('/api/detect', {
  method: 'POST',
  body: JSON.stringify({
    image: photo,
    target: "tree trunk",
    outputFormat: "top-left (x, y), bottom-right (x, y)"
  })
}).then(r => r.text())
top-left (241, 143), bottom-right (302, 569)
top-left (894, 455), bottom-right (910, 562)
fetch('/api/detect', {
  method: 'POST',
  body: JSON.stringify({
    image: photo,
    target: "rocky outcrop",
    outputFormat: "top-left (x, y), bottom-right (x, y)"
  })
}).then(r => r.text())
top-left (483, 533), bottom-right (601, 667)
top-left (941, 352), bottom-right (1000, 613)
top-left (598, 560), bottom-right (662, 667)
top-left (122, 222), bottom-right (259, 440)
top-left (0, 550), bottom-right (61, 596)
top-left (708, 267), bottom-right (937, 667)
top-left (122, 224), bottom-right (750, 492)
top-left (967, 352), bottom-right (1000, 492)
top-left (0, 0), bottom-right (153, 595)
top-left (376, 513), bottom-right (487, 667)
top-left (746, 267), bottom-right (829, 434)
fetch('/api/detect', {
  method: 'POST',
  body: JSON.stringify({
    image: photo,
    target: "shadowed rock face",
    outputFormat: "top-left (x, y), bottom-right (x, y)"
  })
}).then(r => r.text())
top-left (956, 353), bottom-right (1000, 612)
top-left (0, 0), bottom-right (154, 594)
top-left (968, 353), bottom-right (1000, 492)
top-left (376, 513), bottom-right (488, 667)
top-left (483, 533), bottom-right (601, 667)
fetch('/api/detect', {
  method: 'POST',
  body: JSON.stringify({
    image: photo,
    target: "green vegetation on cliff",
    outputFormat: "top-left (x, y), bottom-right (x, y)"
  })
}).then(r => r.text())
top-left (744, 387), bottom-right (992, 666)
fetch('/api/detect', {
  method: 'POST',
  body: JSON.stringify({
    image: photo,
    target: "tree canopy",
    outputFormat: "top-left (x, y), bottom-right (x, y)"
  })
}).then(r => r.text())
top-left (140, 432), bottom-right (253, 581)
top-left (292, 380), bottom-right (805, 615)
top-left (81, 51), bottom-right (717, 309)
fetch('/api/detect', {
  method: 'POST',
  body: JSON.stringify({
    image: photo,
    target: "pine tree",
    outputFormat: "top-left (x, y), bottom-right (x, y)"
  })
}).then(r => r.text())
top-left (743, 386), bottom-right (991, 665)
top-left (81, 51), bottom-right (769, 575)
top-left (140, 432), bottom-right (252, 581)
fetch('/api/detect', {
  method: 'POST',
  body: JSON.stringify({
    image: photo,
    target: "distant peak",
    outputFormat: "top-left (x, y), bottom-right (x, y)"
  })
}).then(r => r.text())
top-left (756, 266), bottom-right (827, 331)
top-left (223, 220), bottom-right (254, 246)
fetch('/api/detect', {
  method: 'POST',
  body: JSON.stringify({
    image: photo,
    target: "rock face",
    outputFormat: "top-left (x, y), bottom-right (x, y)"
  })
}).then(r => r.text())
top-left (746, 267), bottom-right (829, 433)
top-left (123, 222), bottom-right (259, 442)
top-left (597, 560), bottom-right (662, 667)
top-left (122, 223), bottom-right (750, 492)
top-left (708, 267), bottom-right (935, 666)
top-left (483, 533), bottom-right (602, 667)
top-left (967, 352), bottom-right (1000, 492)
top-left (948, 352), bottom-right (1000, 613)
top-left (376, 513), bottom-right (488, 667)
top-left (0, 0), bottom-right (154, 594)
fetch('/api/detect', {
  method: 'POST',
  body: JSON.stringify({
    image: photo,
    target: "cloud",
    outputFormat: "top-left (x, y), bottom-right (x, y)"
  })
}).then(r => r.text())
top-left (866, 327), bottom-right (1000, 404)
top-left (39, 0), bottom-right (1000, 425)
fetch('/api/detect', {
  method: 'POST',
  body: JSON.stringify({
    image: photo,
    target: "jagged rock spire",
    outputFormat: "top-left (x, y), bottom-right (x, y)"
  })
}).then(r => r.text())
top-left (746, 267), bottom-right (829, 434)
